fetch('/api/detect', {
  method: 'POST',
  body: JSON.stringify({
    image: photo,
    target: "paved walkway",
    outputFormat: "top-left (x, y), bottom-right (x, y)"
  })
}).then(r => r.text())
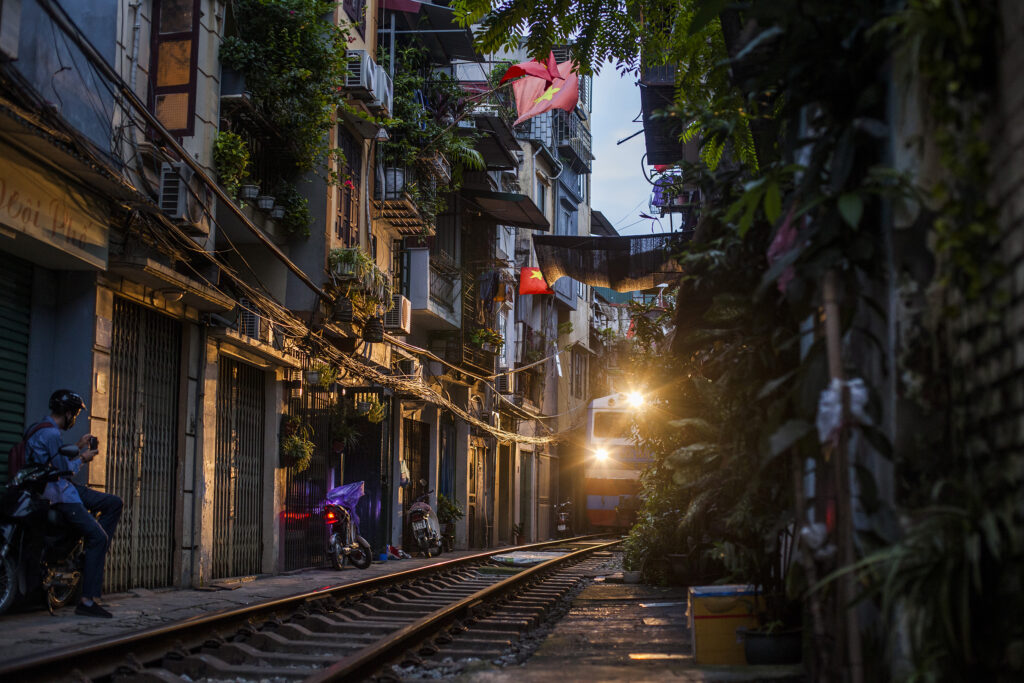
top-left (453, 582), bottom-right (806, 682)
top-left (0, 551), bottom-right (480, 663)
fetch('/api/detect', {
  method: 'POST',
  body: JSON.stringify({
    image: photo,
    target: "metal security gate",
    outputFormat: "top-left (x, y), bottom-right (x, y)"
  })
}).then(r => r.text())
top-left (106, 298), bottom-right (182, 592)
top-left (341, 389), bottom-right (391, 556)
top-left (0, 254), bottom-right (32, 483)
top-left (401, 419), bottom-right (430, 549)
top-left (213, 357), bottom-right (264, 578)
top-left (282, 358), bottom-right (332, 571)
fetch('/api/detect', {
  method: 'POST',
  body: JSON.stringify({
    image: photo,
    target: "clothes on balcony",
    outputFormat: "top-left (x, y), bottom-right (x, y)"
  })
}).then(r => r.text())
top-left (532, 233), bottom-right (684, 293)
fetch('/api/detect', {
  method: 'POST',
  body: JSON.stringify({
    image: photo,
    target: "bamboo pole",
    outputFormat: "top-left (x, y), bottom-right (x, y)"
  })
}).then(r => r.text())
top-left (823, 270), bottom-right (863, 683)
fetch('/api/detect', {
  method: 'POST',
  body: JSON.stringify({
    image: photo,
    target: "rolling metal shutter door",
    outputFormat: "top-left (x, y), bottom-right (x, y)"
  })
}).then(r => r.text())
top-left (0, 256), bottom-right (32, 483)
top-left (213, 356), bottom-right (265, 578)
top-left (105, 298), bottom-right (182, 592)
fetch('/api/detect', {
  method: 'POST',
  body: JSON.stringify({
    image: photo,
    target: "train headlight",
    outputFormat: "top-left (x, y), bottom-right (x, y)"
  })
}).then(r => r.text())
top-left (626, 391), bottom-right (645, 409)
top-left (594, 448), bottom-right (609, 462)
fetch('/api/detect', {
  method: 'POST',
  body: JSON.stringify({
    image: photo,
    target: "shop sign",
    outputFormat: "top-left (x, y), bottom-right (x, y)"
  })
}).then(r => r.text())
top-left (0, 142), bottom-right (109, 269)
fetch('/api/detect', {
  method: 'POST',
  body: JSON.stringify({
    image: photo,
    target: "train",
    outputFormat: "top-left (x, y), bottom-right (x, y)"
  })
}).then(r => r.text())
top-left (582, 392), bottom-right (651, 530)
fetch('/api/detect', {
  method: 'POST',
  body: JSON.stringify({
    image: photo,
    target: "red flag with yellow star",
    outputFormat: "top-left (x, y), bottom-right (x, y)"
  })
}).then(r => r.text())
top-left (520, 267), bottom-right (554, 295)
top-left (510, 58), bottom-right (579, 126)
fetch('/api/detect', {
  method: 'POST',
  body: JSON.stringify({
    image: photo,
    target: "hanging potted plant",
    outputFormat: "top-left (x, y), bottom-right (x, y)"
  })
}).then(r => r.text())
top-left (256, 194), bottom-right (276, 210)
top-left (305, 362), bottom-right (338, 389)
top-left (329, 403), bottom-right (361, 455)
top-left (240, 183), bottom-right (260, 200)
top-left (279, 415), bottom-right (314, 472)
top-left (333, 296), bottom-right (354, 323)
top-left (363, 316), bottom-right (384, 343)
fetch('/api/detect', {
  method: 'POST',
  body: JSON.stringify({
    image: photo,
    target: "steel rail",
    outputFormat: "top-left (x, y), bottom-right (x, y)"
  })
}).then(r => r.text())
top-left (0, 535), bottom-right (609, 681)
top-left (306, 538), bottom-right (621, 682)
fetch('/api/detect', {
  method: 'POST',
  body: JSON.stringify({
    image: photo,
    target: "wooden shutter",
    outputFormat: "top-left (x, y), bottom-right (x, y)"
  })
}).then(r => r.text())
top-left (151, 0), bottom-right (200, 135)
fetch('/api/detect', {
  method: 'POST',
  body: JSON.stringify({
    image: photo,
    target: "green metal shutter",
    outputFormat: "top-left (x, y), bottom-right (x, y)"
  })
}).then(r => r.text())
top-left (0, 255), bottom-right (33, 483)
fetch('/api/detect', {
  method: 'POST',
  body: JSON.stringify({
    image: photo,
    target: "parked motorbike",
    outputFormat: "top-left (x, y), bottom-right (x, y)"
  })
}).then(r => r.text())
top-left (0, 457), bottom-right (85, 615)
top-left (555, 499), bottom-right (573, 538)
top-left (408, 480), bottom-right (442, 557)
top-left (325, 481), bottom-right (372, 570)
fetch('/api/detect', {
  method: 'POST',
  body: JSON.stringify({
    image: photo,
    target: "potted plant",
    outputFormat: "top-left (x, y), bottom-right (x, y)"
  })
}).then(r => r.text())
top-left (240, 183), bottom-right (260, 200)
top-left (365, 396), bottom-right (387, 424)
top-left (329, 403), bottom-right (360, 455)
top-left (256, 195), bottom-right (275, 210)
top-left (329, 247), bottom-right (372, 280)
top-left (622, 554), bottom-right (642, 584)
top-left (362, 316), bottom-right (384, 343)
top-left (333, 296), bottom-right (353, 323)
top-left (270, 204), bottom-right (285, 219)
top-left (279, 415), bottom-right (314, 472)
top-left (437, 493), bottom-right (464, 551)
top-left (212, 130), bottom-right (250, 198)
top-left (469, 327), bottom-right (504, 350)
top-left (306, 362), bottom-right (338, 389)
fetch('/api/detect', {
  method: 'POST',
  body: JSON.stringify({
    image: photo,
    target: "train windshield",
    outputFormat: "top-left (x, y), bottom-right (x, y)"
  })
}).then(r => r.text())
top-left (592, 411), bottom-right (632, 439)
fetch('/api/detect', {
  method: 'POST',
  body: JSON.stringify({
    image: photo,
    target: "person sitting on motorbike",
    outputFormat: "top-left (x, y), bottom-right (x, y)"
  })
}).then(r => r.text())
top-left (26, 390), bottom-right (122, 618)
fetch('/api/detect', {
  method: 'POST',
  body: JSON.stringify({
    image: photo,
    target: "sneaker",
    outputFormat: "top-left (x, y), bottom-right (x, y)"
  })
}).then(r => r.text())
top-left (75, 601), bottom-right (112, 618)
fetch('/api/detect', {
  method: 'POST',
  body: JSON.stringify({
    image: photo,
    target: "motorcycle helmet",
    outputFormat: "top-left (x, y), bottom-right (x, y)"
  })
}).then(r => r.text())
top-left (49, 389), bottom-right (87, 430)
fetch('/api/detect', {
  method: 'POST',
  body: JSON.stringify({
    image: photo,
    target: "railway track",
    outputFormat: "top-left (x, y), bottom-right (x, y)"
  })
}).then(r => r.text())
top-left (0, 535), bottom-right (619, 682)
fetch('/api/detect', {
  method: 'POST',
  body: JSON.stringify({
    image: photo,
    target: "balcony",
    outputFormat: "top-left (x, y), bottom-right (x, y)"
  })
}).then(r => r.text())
top-left (402, 248), bottom-right (461, 331)
top-left (373, 161), bottom-right (429, 235)
top-left (552, 109), bottom-right (593, 173)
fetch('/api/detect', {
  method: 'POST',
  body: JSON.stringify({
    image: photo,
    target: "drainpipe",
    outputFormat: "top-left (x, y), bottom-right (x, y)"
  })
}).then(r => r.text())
top-left (128, 2), bottom-right (141, 95)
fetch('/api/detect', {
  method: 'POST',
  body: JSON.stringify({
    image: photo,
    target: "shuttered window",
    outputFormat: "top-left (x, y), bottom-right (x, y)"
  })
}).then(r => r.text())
top-left (151, 0), bottom-right (200, 135)
top-left (0, 254), bottom-right (32, 483)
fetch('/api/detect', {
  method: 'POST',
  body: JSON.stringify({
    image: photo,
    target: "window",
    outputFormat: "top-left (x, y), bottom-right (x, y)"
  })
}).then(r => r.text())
top-left (535, 177), bottom-right (547, 216)
top-left (497, 310), bottom-right (508, 367)
top-left (592, 411), bottom-right (630, 438)
top-left (151, 0), bottom-right (199, 135)
top-left (572, 349), bottom-right (586, 399)
top-left (336, 128), bottom-right (362, 246)
top-left (578, 281), bottom-right (586, 300)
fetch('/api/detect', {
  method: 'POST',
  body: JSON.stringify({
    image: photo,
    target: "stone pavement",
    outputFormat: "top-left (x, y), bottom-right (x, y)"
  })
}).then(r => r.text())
top-left (452, 582), bottom-right (806, 682)
top-left (0, 551), bottom-right (480, 663)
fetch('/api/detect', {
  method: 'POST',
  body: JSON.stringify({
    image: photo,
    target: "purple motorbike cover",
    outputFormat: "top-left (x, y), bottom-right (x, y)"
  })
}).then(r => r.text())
top-left (326, 481), bottom-right (365, 530)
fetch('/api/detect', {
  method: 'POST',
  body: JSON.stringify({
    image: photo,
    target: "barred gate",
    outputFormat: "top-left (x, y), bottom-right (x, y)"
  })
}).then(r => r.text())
top-left (212, 357), bottom-right (265, 578)
top-left (282, 359), bottom-right (332, 571)
top-left (105, 298), bottom-right (181, 592)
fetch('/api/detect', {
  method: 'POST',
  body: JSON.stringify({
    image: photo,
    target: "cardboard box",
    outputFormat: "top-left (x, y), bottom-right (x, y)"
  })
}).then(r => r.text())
top-left (688, 584), bottom-right (762, 665)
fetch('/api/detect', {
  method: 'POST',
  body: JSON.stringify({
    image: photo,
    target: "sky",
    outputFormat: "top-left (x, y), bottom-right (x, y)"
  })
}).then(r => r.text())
top-left (589, 63), bottom-right (660, 236)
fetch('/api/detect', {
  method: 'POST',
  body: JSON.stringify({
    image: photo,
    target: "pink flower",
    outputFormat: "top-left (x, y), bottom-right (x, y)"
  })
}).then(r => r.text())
top-left (344, 179), bottom-right (355, 190)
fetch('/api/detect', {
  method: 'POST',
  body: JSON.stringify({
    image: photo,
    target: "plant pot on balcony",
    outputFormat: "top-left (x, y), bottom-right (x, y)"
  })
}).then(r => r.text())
top-left (270, 205), bottom-right (286, 219)
top-left (333, 297), bottom-right (354, 323)
top-left (256, 195), bottom-right (275, 211)
top-left (221, 67), bottom-right (247, 98)
top-left (240, 184), bottom-right (260, 200)
top-left (362, 316), bottom-right (384, 343)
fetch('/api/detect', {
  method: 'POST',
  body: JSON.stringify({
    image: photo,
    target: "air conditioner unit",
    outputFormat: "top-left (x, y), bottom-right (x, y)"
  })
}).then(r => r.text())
top-left (383, 294), bottom-right (412, 334)
top-left (369, 63), bottom-right (393, 115)
top-left (159, 163), bottom-right (208, 236)
top-left (495, 368), bottom-right (512, 394)
top-left (345, 50), bottom-right (376, 97)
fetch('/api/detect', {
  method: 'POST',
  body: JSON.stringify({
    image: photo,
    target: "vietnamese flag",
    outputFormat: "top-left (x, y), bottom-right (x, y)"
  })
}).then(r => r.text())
top-left (510, 59), bottom-right (579, 126)
top-left (520, 267), bottom-right (554, 295)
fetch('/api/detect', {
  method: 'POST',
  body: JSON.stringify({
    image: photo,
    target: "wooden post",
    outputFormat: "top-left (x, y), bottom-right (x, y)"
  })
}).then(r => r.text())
top-left (822, 270), bottom-right (863, 683)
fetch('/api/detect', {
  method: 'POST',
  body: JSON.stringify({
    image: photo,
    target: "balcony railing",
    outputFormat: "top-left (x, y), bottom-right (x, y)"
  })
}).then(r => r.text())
top-left (552, 109), bottom-right (593, 173)
top-left (428, 261), bottom-right (458, 312)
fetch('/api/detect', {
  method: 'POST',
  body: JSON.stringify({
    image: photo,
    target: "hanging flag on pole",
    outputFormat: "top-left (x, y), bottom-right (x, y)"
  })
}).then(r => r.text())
top-left (504, 53), bottom-right (580, 126)
top-left (519, 267), bottom-right (554, 295)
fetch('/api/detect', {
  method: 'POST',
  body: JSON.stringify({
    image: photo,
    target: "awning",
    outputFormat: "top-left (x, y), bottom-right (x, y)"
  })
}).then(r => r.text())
top-left (461, 189), bottom-right (549, 231)
top-left (379, 0), bottom-right (478, 62)
top-left (532, 233), bottom-right (684, 292)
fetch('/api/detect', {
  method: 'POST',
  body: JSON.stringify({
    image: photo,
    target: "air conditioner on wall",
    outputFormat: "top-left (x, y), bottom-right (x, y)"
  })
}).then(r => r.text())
top-left (369, 63), bottom-right (393, 116)
top-left (383, 294), bottom-right (412, 335)
top-left (345, 50), bottom-right (376, 97)
top-left (495, 368), bottom-right (512, 394)
top-left (159, 163), bottom-right (208, 236)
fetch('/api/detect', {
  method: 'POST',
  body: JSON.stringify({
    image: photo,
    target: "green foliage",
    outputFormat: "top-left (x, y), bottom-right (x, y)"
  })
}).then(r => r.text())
top-left (468, 327), bottom-right (504, 348)
top-left (212, 130), bottom-right (251, 197)
top-left (308, 361), bottom-right (338, 387)
top-left (328, 248), bottom-right (394, 317)
top-left (364, 396), bottom-right (387, 424)
top-left (280, 415), bottom-right (314, 472)
top-left (329, 402), bottom-right (361, 451)
top-left (273, 181), bottom-right (312, 238)
top-left (220, 0), bottom-right (353, 176)
top-left (381, 46), bottom-right (485, 222)
top-left (437, 493), bottom-right (465, 525)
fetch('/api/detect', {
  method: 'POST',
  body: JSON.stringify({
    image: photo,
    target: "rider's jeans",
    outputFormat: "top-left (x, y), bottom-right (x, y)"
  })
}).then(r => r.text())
top-left (54, 486), bottom-right (123, 599)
